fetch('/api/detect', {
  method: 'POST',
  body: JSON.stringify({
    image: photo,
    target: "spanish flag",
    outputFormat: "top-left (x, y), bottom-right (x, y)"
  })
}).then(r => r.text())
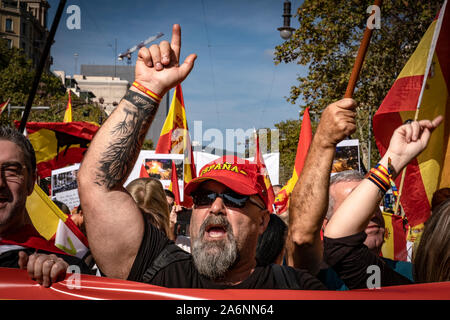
top-left (25, 184), bottom-right (89, 258)
top-left (63, 91), bottom-right (73, 123)
top-left (169, 160), bottom-right (181, 205)
top-left (273, 107), bottom-right (313, 214)
top-left (381, 211), bottom-right (407, 261)
top-left (14, 121), bottom-right (99, 179)
top-left (0, 98), bottom-right (10, 116)
top-left (155, 84), bottom-right (196, 205)
top-left (255, 131), bottom-right (276, 212)
top-left (373, 2), bottom-right (450, 228)
top-left (0, 184), bottom-right (89, 258)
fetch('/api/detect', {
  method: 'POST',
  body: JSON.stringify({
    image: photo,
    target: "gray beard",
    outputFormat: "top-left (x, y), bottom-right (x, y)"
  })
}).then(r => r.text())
top-left (191, 215), bottom-right (239, 280)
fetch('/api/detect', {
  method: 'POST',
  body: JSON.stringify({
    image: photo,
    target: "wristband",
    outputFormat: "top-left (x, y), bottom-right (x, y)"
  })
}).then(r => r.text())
top-left (367, 168), bottom-right (390, 194)
top-left (367, 160), bottom-right (399, 199)
top-left (132, 81), bottom-right (162, 103)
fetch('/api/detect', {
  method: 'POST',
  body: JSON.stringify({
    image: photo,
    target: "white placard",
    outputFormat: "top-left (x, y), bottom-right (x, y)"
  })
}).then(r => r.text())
top-left (125, 151), bottom-right (185, 201)
top-left (51, 163), bottom-right (80, 211)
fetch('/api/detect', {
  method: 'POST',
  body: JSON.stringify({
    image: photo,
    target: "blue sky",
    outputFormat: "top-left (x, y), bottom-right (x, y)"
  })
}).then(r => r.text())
top-left (48, 0), bottom-right (307, 139)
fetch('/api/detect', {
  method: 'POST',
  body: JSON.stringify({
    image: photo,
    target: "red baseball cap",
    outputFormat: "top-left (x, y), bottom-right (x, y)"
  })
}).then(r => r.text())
top-left (184, 155), bottom-right (269, 208)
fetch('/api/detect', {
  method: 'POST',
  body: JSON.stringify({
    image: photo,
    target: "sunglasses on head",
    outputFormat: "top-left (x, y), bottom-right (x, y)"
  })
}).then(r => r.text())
top-left (192, 189), bottom-right (265, 210)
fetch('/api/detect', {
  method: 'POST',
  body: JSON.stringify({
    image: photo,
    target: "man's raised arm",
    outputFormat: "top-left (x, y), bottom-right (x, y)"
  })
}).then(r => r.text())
top-left (288, 98), bottom-right (356, 275)
top-left (77, 24), bottom-right (196, 279)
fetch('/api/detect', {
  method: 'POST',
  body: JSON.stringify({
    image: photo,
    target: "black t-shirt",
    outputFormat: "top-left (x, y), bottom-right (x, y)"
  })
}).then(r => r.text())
top-left (127, 220), bottom-right (326, 290)
top-left (323, 232), bottom-right (413, 289)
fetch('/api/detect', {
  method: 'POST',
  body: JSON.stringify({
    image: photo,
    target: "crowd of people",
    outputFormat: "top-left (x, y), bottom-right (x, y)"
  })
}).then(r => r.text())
top-left (0, 24), bottom-right (448, 291)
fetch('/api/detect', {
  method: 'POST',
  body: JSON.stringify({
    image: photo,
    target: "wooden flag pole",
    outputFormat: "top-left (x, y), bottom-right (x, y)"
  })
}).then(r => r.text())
top-left (344, 0), bottom-right (382, 98)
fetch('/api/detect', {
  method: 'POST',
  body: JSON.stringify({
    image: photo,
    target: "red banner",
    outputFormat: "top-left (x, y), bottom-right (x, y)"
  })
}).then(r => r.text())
top-left (0, 267), bottom-right (448, 300)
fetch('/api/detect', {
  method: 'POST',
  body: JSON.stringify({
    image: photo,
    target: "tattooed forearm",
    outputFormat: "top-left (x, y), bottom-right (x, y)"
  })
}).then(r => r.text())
top-left (96, 90), bottom-right (158, 189)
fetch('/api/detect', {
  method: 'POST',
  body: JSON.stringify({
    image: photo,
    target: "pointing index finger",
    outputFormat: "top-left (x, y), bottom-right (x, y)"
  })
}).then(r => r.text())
top-left (171, 24), bottom-right (181, 64)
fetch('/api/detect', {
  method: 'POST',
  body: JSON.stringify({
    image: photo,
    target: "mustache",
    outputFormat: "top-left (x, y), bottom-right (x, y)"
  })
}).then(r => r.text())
top-left (199, 214), bottom-right (232, 237)
top-left (0, 185), bottom-right (13, 202)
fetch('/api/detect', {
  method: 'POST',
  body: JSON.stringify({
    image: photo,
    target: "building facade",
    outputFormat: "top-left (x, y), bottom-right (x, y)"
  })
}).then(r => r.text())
top-left (0, 0), bottom-right (51, 69)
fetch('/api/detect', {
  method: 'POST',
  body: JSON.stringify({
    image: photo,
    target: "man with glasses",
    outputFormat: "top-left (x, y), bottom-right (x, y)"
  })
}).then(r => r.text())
top-left (78, 24), bottom-right (330, 289)
top-left (0, 126), bottom-right (91, 286)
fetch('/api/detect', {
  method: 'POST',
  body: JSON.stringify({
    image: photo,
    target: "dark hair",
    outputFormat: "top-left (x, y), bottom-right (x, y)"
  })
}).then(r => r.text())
top-left (53, 200), bottom-right (71, 215)
top-left (256, 214), bottom-right (287, 266)
top-left (0, 126), bottom-right (36, 176)
top-left (164, 188), bottom-right (175, 199)
top-left (431, 188), bottom-right (450, 211)
top-left (413, 199), bottom-right (450, 283)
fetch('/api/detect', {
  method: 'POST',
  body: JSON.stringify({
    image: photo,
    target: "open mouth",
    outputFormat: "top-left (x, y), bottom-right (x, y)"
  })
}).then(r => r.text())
top-left (0, 195), bottom-right (9, 208)
top-left (205, 224), bottom-right (228, 239)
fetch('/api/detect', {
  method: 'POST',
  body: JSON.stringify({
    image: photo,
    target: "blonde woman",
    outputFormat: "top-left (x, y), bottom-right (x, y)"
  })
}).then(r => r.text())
top-left (126, 178), bottom-right (173, 240)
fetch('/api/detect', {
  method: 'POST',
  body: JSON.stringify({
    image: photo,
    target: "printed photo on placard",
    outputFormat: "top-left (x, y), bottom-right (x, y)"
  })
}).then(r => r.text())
top-left (331, 139), bottom-right (360, 174)
top-left (51, 163), bottom-right (80, 211)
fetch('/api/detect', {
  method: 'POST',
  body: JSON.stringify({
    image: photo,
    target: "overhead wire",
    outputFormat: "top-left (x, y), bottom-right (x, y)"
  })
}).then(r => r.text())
top-left (201, 0), bottom-right (221, 125)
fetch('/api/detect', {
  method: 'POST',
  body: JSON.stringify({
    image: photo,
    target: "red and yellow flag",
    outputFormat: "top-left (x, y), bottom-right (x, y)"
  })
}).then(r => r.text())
top-left (0, 98), bottom-right (10, 116)
top-left (274, 107), bottom-right (313, 214)
top-left (63, 91), bottom-right (73, 123)
top-left (381, 211), bottom-right (408, 261)
top-left (155, 84), bottom-right (196, 206)
top-left (373, 2), bottom-right (450, 228)
top-left (169, 161), bottom-right (181, 205)
top-left (255, 131), bottom-right (276, 212)
top-left (14, 121), bottom-right (99, 179)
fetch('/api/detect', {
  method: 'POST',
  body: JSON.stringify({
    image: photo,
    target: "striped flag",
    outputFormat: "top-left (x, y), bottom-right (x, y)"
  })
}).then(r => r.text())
top-left (0, 98), bottom-right (10, 116)
top-left (25, 184), bottom-right (89, 258)
top-left (274, 107), bottom-right (313, 214)
top-left (139, 161), bottom-right (150, 178)
top-left (155, 84), bottom-right (196, 205)
top-left (381, 211), bottom-right (407, 261)
top-left (254, 131), bottom-right (276, 212)
top-left (63, 91), bottom-right (73, 123)
top-left (373, 1), bottom-right (450, 228)
top-left (169, 160), bottom-right (181, 205)
top-left (14, 121), bottom-right (99, 179)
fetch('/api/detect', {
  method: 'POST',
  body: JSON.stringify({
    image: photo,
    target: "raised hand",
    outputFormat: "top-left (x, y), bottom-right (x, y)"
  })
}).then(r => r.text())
top-left (134, 24), bottom-right (197, 97)
top-left (385, 116), bottom-right (443, 174)
top-left (315, 98), bottom-right (357, 148)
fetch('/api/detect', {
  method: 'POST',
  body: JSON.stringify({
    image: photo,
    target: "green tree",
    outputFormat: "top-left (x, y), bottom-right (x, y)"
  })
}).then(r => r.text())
top-left (0, 39), bottom-right (108, 126)
top-left (142, 139), bottom-right (154, 150)
top-left (274, 0), bottom-right (442, 172)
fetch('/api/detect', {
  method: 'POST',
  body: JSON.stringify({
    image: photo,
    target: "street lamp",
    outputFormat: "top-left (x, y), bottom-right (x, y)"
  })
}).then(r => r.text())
top-left (277, 0), bottom-right (295, 40)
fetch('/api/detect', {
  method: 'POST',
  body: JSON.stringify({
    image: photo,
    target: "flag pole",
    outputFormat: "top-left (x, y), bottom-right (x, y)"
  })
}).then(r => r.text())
top-left (18, 0), bottom-right (67, 133)
top-left (393, 0), bottom-right (447, 216)
top-left (344, 0), bottom-right (382, 98)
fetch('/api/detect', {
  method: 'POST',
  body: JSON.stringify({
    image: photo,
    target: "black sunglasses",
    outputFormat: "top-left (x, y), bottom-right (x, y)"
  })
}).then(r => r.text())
top-left (192, 189), bottom-right (265, 210)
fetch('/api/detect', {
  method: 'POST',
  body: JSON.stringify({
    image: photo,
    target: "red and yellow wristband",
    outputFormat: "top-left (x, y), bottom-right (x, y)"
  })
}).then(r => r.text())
top-left (366, 160), bottom-right (399, 199)
top-left (367, 164), bottom-right (390, 194)
top-left (132, 81), bottom-right (162, 103)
